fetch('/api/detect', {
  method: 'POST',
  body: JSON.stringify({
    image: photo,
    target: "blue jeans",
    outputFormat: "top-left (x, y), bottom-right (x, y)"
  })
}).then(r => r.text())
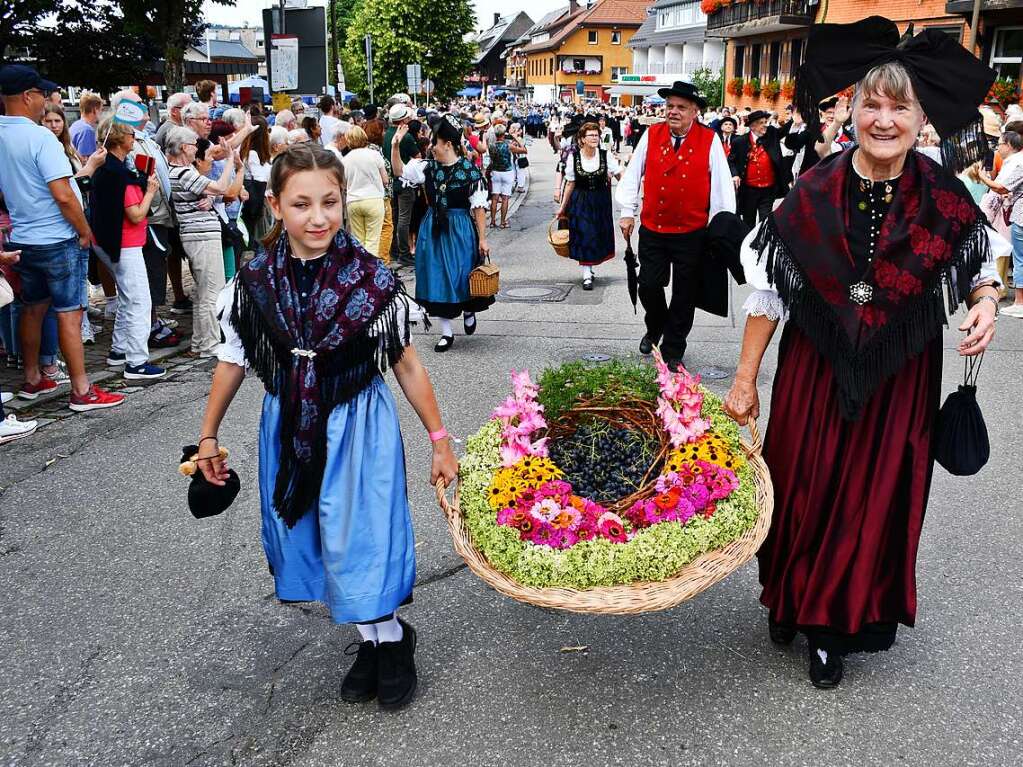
top-left (1011, 223), bottom-right (1023, 284)
top-left (0, 302), bottom-right (57, 365)
top-left (9, 237), bottom-right (89, 312)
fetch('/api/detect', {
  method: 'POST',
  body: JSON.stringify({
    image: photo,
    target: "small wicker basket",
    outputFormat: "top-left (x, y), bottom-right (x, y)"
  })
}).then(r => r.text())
top-left (469, 257), bottom-right (500, 298)
top-left (436, 420), bottom-right (773, 615)
top-left (548, 217), bottom-right (570, 258)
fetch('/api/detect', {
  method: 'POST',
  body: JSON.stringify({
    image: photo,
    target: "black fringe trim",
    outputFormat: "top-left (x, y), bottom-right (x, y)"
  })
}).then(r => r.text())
top-left (754, 217), bottom-right (989, 420)
top-left (939, 114), bottom-right (987, 175)
top-left (229, 278), bottom-right (418, 527)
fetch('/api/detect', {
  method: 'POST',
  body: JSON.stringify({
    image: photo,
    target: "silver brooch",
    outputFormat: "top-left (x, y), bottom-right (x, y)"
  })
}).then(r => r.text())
top-left (849, 281), bottom-right (873, 306)
top-left (290, 348), bottom-right (317, 359)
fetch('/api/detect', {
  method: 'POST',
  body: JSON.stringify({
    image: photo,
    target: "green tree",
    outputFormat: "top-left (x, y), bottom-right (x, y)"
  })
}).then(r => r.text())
top-left (691, 67), bottom-right (725, 109)
top-left (120, 0), bottom-right (235, 95)
top-left (0, 0), bottom-right (54, 64)
top-left (344, 0), bottom-right (474, 101)
top-left (328, 0), bottom-right (361, 88)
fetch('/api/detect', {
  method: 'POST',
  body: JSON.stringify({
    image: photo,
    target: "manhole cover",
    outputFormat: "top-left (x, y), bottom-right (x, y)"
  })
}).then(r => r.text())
top-left (497, 283), bottom-right (572, 303)
top-left (581, 353), bottom-right (611, 362)
top-left (696, 366), bottom-right (731, 380)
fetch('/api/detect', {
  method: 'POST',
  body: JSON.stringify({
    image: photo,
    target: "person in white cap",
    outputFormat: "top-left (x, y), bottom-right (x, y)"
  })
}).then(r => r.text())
top-left (384, 103), bottom-right (421, 266)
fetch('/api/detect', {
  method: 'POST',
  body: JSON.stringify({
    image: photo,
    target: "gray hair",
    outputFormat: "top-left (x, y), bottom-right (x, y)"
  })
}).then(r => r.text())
top-left (165, 125), bottom-right (199, 157)
top-left (287, 128), bottom-right (309, 144)
top-left (275, 109), bottom-right (296, 129)
top-left (852, 61), bottom-right (923, 114)
top-left (221, 107), bottom-right (248, 130)
top-left (269, 125), bottom-right (289, 150)
top-left (181, 101), bottom-right (209, 122)
top-left (493, 123), bottom-right (507, 137)
top-left (167, 92), bottom-right (192, 111)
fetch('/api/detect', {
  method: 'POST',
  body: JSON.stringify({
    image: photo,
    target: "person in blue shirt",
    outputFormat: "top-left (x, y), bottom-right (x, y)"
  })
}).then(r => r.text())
top-left (0, 65), bottom-right (125, 411)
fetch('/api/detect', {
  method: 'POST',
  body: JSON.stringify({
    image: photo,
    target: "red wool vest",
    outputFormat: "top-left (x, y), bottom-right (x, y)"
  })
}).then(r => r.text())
top-left (640, 121), bottom-right (714, 234)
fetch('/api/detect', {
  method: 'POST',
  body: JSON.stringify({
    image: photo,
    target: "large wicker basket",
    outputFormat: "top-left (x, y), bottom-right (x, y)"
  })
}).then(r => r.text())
top-left (436, 420), bottom-right (773, 615)
top-left (547, 217), bottom-right (570, 257)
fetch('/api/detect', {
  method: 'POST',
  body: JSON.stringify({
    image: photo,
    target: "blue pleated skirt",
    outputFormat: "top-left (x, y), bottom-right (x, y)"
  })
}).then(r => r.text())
top-left (258, 376), bottom-right (416, 624)
top-left (414, 208), bottom-right (494, 319)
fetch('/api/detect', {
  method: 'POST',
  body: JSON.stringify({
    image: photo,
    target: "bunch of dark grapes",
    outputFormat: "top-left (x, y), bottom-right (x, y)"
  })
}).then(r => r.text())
top-left (549, 422), bottom-right (658, 502)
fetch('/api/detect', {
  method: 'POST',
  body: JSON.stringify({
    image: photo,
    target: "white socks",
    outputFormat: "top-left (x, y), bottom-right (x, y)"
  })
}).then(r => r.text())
top-left (355, 615), bottom-right (403, 645)
top-left (356, 623), bottom-right (378, 644)
top-left (438, 318), bottom-right (453, 338)
top-left (376, 616), bottom-right (403, 644)
top-left (582, 266), bottom-right (594, 279)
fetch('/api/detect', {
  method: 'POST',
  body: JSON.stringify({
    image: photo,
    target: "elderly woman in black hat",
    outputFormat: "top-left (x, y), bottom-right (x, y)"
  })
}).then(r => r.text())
top-left (723, 17), bottom-right (1006, 689)
top-left (728, 109), bottom-right (792, 229)
top-left (616, 80), bottom-right (736, 369)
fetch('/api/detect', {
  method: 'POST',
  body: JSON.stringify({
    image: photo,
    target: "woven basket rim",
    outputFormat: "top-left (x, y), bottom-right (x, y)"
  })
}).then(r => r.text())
top-left (437, 420), bottom-right (774, 615)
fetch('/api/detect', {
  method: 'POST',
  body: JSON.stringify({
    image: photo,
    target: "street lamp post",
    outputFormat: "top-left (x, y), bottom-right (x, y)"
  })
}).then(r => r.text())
top-left (968, 0), bottom-right (982, 53)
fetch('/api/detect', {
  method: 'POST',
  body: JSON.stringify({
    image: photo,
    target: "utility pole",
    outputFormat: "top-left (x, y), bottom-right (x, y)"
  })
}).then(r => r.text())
top-left (329, 0), bottom-right (339, 88)
top-left (968, 0), bottom-right (982, 53)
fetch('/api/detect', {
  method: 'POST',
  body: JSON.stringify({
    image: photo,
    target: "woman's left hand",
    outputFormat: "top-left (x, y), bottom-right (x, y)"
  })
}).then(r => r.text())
top-left (958, 301), bottom-right (997, 356)
top-left (431, 440), bottom-right (459, 486)
top-left (479, 239), bottom-right (490, 258)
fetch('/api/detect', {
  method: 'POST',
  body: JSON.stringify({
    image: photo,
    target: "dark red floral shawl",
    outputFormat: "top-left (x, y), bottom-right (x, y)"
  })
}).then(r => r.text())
top-left (754, 149), bottom-right (989, 419)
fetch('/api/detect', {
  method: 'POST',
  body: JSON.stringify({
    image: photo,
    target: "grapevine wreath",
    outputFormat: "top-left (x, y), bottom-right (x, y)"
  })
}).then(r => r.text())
top-left (437, 353), bottom-right (774, 614)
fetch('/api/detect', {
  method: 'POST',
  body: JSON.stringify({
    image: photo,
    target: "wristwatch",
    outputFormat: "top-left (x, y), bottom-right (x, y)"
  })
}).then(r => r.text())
top-left (976, 294), bottom-right (999, 317)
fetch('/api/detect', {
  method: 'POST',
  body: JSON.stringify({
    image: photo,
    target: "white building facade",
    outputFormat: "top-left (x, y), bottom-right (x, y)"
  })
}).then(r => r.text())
top-left (617, 0), bottom-right (723, 100)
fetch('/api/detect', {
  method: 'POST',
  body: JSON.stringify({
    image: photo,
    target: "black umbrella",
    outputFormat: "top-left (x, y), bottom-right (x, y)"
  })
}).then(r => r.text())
top-left (624, 240), bottom-right (639, 314)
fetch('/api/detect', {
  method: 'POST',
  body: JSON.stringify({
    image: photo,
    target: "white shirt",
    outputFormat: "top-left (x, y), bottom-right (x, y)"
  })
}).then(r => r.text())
top-left (342, 147), bottom-right (387, 202)
top-left (319, 114), bottom-right (342, 147)
top-left (564, 148), bottom-right (620, 181)
top-left (400, 159), bottom-right (489, 209)
top-left (615, 127), bottom-right (736, 221)
top-left (996, 151), bottom-right (1023, 225)
top-left (739, 219), bottom-right (1007, 321)
top-left (247, 150), bottom-right (272, 183)
top-left (215, 275), bottom-right (413, 368)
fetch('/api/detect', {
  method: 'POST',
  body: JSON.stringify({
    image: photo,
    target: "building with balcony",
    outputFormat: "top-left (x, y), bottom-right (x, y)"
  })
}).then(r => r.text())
top-left (621, 0), bottom-right (724, 101)
top-left (464, 12), bottom-right (535, 97)
top-left (521, 0), bottom-right (650, 104)
top-left (946, 2), bottom-right (1023, 90)
top-left (710, 0), bottom-right (979, 111)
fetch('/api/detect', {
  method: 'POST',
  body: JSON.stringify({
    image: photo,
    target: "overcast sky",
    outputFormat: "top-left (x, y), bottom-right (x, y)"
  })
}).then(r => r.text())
top-left (201, 0), bottom-right (558, 34)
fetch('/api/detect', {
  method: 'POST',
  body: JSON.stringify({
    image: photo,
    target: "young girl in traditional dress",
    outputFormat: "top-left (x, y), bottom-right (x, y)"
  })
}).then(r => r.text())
top-left (391, 116), bottom-right (493, 353)
top-left (194, 142), bottom-right (458, 710)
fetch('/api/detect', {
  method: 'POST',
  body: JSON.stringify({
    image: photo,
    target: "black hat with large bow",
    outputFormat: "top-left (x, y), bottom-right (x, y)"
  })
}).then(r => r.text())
top-left (795, 16), bottom-right (996, 171)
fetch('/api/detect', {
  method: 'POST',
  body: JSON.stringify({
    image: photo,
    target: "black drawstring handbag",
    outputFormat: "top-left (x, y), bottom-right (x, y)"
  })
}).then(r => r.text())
top-left (934, 352), bottom-right (989, 476)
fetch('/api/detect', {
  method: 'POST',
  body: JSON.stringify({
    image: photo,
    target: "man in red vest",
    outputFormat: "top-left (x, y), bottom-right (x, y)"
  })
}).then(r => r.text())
top-left (617, 81), bottom-right (736, 369)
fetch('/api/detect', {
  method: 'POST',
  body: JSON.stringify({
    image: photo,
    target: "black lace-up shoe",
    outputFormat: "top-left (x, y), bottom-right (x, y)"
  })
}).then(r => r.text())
top-left (769, 617), bottom-right (797, 645)
top-left (808, 642), bottom-right (844, 689)
top-left (377, 619), bottom-right (417, 710)
top-left (340, 640), bottom-right (378, 703)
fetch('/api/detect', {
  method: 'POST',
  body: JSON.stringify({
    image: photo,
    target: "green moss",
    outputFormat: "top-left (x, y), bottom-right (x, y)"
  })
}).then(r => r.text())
top-left (456, 378), bottom-right (762, 591)
top-left (536, 360), bottom-right (659, 422)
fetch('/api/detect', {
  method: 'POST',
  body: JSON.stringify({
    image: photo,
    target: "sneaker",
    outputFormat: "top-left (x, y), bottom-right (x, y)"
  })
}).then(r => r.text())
top-left (1, 391), bottom-right (13, 404)
top-left (124, 362), bottom-right (166, 380)
top-left (170, 298), bottom-right (193, 315)
top-left (149, 331), bottom-right (183, 349)
top-left (81, 320), bottom-right (95, 345)
top-left (0, 414), bottom-right (37, 444)
top-left (17, 377), bottom-right (58, 400)
top-left (43, 360), bottom-right (70, 386)
top-left (106, 351), bottom-right (126, 367)
top-left (340, 641), bottom-right (378, 703)
top-left (68, 385), bottom-right (125, 412)
top-left (376, 618), bottom-right (417, 710)
top-left (87, 304), bottom-right (104, 320)
top-left (157, 317), bottom-right (179, 331)
top-left (1000, 303), bottom-right (1023, 318)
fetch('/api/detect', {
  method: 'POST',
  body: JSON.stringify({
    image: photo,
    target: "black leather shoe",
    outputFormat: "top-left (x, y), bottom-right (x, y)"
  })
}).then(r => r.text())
top-left (434, 335), bottom-right (454, 353)
top-left (639, 335), bottom-right (655, 355)
top-left (808, 643), bottom-right (844, 689)
top-left (769, 618), bottom-right (797, 645)
top-left (463, 313), bottom-right (477, 335)
top-left (582, 277), bottom-right (593, 291)
top-left (377, 619), bottom-right (417, 709)
top-left (340, 641), bottom-right (378, 703)
top-left (664, 357), bottom-right (685, 373)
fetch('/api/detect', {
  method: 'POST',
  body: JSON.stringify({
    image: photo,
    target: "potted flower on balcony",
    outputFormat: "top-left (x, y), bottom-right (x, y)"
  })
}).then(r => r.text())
top-left (988, 77), bottom-right (1020, 106)
top-left (762, 79), bottom-right (781, 100)
top-left (780, 79), bottom-right (796, 101)
top-left (743, 77), bottom-right (761, 97)
top-left (726, 77), bottom-right (743, 97)
top-left (700, 0), bottom-right (724, 12)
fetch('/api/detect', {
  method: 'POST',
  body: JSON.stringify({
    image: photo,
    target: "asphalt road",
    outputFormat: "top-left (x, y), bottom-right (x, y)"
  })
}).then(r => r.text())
top-left (1, 145), bottom-right (1021, 767)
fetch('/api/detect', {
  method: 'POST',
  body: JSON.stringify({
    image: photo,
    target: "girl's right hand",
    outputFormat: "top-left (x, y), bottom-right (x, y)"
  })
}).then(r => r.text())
top-left (196, 440), bottom-right (230, 486)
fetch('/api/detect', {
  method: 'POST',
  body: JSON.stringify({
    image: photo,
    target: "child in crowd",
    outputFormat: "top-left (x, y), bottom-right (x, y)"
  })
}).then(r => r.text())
top-left (194, 142), bottom-right (457, 710)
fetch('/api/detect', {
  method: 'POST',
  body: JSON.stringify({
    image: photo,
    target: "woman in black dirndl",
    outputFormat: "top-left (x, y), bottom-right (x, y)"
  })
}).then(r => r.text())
top-left (556, 121), bottom-right (622, 290)
top-left (724, 17), bottom-right (1004, 689)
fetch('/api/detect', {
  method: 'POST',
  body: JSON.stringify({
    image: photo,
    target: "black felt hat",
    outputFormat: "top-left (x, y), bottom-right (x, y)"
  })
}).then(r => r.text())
top-left (746, 110), bottom-right (771, 125)
top-left (656, 80), bottom-right (707, 110)
top-left (180, 444), bottom-right (240, 519)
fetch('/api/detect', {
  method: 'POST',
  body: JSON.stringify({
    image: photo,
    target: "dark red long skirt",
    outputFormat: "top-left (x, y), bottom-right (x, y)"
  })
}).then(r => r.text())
top-left (759, 324), bottom-right (943, 642)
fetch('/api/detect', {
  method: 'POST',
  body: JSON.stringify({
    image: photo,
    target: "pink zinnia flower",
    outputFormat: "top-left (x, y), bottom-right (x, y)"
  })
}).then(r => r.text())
top-left (597, 512), bottom-right (629, 543)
